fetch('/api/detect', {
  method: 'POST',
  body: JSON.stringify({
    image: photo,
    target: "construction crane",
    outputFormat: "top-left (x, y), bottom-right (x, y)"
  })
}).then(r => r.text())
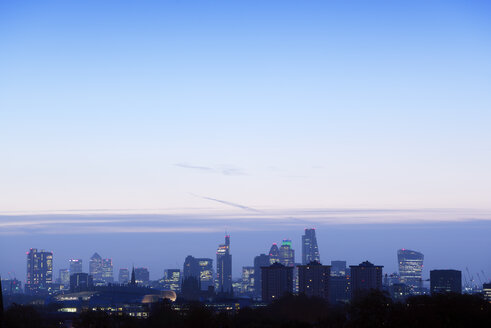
top-left (476, 273), bottom-right (483, 286)
top-left (482, 270), bottom-right (489, 283)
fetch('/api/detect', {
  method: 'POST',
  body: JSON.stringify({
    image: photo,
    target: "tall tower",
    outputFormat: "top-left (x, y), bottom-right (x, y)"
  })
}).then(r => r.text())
top-left (69, 259), bottom-right (83, 274)
top-left (26, 248), bottom-right (53, 292)
top-left (89, 253), bottom-right (103, 281)
top-left (302, 228), bottom-right (320, 265)
top-left (279, 239), bottom-right (295, 267)
top-left (216, 235), bottom-right (232, 293)
top-left (268, 243), bottom-right (280, 264)
top-left (397, 249), bottom-right (424, 288)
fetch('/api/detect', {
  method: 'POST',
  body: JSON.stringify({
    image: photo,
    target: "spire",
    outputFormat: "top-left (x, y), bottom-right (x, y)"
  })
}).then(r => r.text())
top-left (131, 266), bottom-right (136, 285)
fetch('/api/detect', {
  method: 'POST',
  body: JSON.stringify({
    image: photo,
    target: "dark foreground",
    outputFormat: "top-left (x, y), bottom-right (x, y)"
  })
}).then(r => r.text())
top-left (3, 292), bottom-right (491, 328)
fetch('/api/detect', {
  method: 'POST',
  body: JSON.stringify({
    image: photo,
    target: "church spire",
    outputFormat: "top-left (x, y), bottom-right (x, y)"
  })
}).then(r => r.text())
top-left (131, 266), bottom-right (136, 285)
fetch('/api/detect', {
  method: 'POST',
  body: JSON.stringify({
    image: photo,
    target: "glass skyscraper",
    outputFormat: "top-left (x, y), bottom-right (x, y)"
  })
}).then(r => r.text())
top-left (102, 258), bottom-right (114, 283)
top-left (69, 259), bottom-right (83, 274)
top-left (269, 243), bottom-right (280, 264)
top-left (216, 235), bottom-right (232, 293)
top-left (302, 228), bottom-right (320, 265)
top-left (279, 239), bottom-right (295, 267)
top-left (89, 252), bottom-right (103, 281)
top-left (197, 258), bottom-right (214, 290)
top-left (397, 249), bottom-right (424, 288)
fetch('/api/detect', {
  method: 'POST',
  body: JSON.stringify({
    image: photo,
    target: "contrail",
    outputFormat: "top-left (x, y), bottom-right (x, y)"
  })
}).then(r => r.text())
top-left (190, 193), bottom-right (261, 213)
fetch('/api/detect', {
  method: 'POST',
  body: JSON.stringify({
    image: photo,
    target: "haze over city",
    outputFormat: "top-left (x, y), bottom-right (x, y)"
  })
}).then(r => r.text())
top-left (1, 2), bottom-right (491, 326)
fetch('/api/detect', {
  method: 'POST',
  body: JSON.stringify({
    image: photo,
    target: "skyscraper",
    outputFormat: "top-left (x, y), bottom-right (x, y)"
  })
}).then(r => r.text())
top-left (430, 270), bottom-right (462, 294)
top-left (269, 244), bottom-right (280, 264)
top-left (135, 267), bottom-right (150, 285)
top-left (197, 258), bottom-right (214, 290)
top-left (254, 253), bottom-right (270, 298)
top-left (261, 263), bottom-right (294, 303)
top-left (241, 266), bottom-right (255, 295)
top-left (302, 228), bottom-right (320, 265)
top-left (102, 258), bottom-right (114, 283)
top-left (164, 269), bottom-right (181, 292)
top-left (26, 248), bottom-right (53, 292)
top-left (279, 239), bottom-right (295, 267)
top-left (69, 259), bottom-right (83, 274)
top-left (183, 255), bottom-right (200, 279)
top-left (59, 269), bottom-right (70, 287)
top-left (89, 253), bottom-right (103, 281)
top-left (216, 235), bottom-right (232, 293)
top-left (119, 268), bottom-right (130, 284)
top-left (350, 261), bottom-right (383, 298)
top-left (331, 260), bottom-right (347, 277)
top-left (298, 261), bottom-right (330, 300)
top-left (397, 249), bottom-right (424, 288)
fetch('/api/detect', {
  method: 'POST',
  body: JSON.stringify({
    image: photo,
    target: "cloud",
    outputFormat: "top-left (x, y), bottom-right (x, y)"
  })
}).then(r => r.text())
top-left (175, 163), bottom-right (247, 176)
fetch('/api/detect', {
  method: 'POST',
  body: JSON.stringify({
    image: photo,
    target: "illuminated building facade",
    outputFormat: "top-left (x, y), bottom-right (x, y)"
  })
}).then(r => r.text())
top-left (298, 261), bottom-right (330, 299)
top-left (26, 248), bottom-right (53, 292)
top-left (483, 283), bottom-right (491, 303)
top-left (2, 278), bottom-right (23, 295)
top-left (102, 258), bottom-right (114, 283)
top-left (261, 262), bottom-right (293, 303)
top-left (89, 253), bottom-right (103, 281)
top-left (197, 258), bottom-right (214, 290)
top-left (269, 244), bottom-right (280, 264)
top-left (254, 254), bottom-right (270, 298)
top-left (164, 269), bottom-right (181, 292)
top-left (241, 266), bottom-right (255, 295)
top-left (216, 235), bottom-right (232, 293)
top-left (69, 259), bottom-right (83, 274)
top-left (430, 269), bottom-right (462, 294)
top-left (119, 268), bottom-right (130, 284)
top-left (350, 261), bottom-right (383, 298)
top-left (279, 239), bottom-right (295, 267)
top-left (397, 249), bottom-right (424, 288)
top-left (301, 229), bottom-right (320, 265)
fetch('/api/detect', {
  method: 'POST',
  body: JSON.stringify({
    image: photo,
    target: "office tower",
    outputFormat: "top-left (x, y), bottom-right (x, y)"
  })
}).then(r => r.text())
top-left (298, 261), bottom-right (330, 300)
top-left (197, 258), bottom-right (214, 290)
top-left (102, 258), bottom-right (114, 283)
top-left (397, 249), bottom-right (424, 288)
top-left (70, 273), bottom-right (93, 292)
top-left (59, 269), bottom-right (70, 286)
top-left (279, 239), bottom-right (295, 267)
top-left (69, 259), bottom-right (83, 274)
top-left (241, 266), bottom-right (255, 295)
top-left (164, 269), bottom-right (181, 292)
top-left (350, 261), bottom-right (383, 298)
top-left (254, 254), bottom-right (270, 298)
top-left (89, 253), bottom-right (103, 281)
top-left (183, 255), bottom-right (200, 279)
top-left (261, 262), bottom-right (294, 303)
top-left (1, 278), bottom-right (22, 295)
top-left (329, 275), bottom-right (351, 304)
top-left (331, 260), bottom-right (347, 277)
top-left (269, 244), bottom-right (280, 264)
top-left (216, 235), bottom-right (232, 293)
top-left (430, 270), bottom-right (462, 294)
top-left (302, 228), bottom-right (320, 265)
top-left (26, 248), bottom-right (53, 292)
top-left (119, 268), bottom-right (130, 284)
top-left (135, 268), bottom-right (150, 285)
top-left (483, 283), bottom-right (491, 303)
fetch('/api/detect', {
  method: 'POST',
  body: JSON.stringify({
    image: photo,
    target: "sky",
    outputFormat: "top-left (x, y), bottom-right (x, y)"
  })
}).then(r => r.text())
top-left (0, 1), bottom-right (490, 281)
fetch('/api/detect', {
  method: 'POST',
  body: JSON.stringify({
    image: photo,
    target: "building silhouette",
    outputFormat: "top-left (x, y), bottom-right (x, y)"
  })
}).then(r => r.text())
top-left (350, 261), bottom-right (383, 298)
top-left (197, 258), bottom-right (214, 290)
top-left (398, 249), bottom-right (424, 288)
top-left (261, 262), bottom-right (294, 303)
top-left (298, 261), bottom-right (330, 300)
top-left (279, 239), bottom-right (295, 267)
top-left (483, 283), bottom-right (491, 303)
top-left (331, 260), bottom-right (347, 277)
top-left (70, 272), bottom-right (93, 292)
top-left (302, 229), bottom-right (320, 265)
top-left (26, 248), bottom-right (53, 293)
top-left (216, 235), bottom-right (232, 293)
top-left (119, 268), bottom-right (130, 284)
top-left (59, 269), bottom-right (70, 287)
top-left (134, 267), bottom-right (150, 285)
top-left (89, 252), bottom-right (103, 281)
top-left (430, 269), bottom-right (462, 294)
top-left (269, 243), bottom-right (280, 264)
top-left (254, 253), bottom-right (270, 298)
top-left (69, 259), bottom-right (83, 274)
top-left (163, 269), bottom-right (181, 292)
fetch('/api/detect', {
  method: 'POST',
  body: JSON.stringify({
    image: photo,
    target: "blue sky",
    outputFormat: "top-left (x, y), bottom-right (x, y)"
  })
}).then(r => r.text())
top-left (1, 1), bottom-right (491, 280)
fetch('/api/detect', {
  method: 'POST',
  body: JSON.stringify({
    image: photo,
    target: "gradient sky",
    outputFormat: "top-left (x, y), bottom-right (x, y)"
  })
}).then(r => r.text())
top-left (1, 1), bottom-right (491, 281)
